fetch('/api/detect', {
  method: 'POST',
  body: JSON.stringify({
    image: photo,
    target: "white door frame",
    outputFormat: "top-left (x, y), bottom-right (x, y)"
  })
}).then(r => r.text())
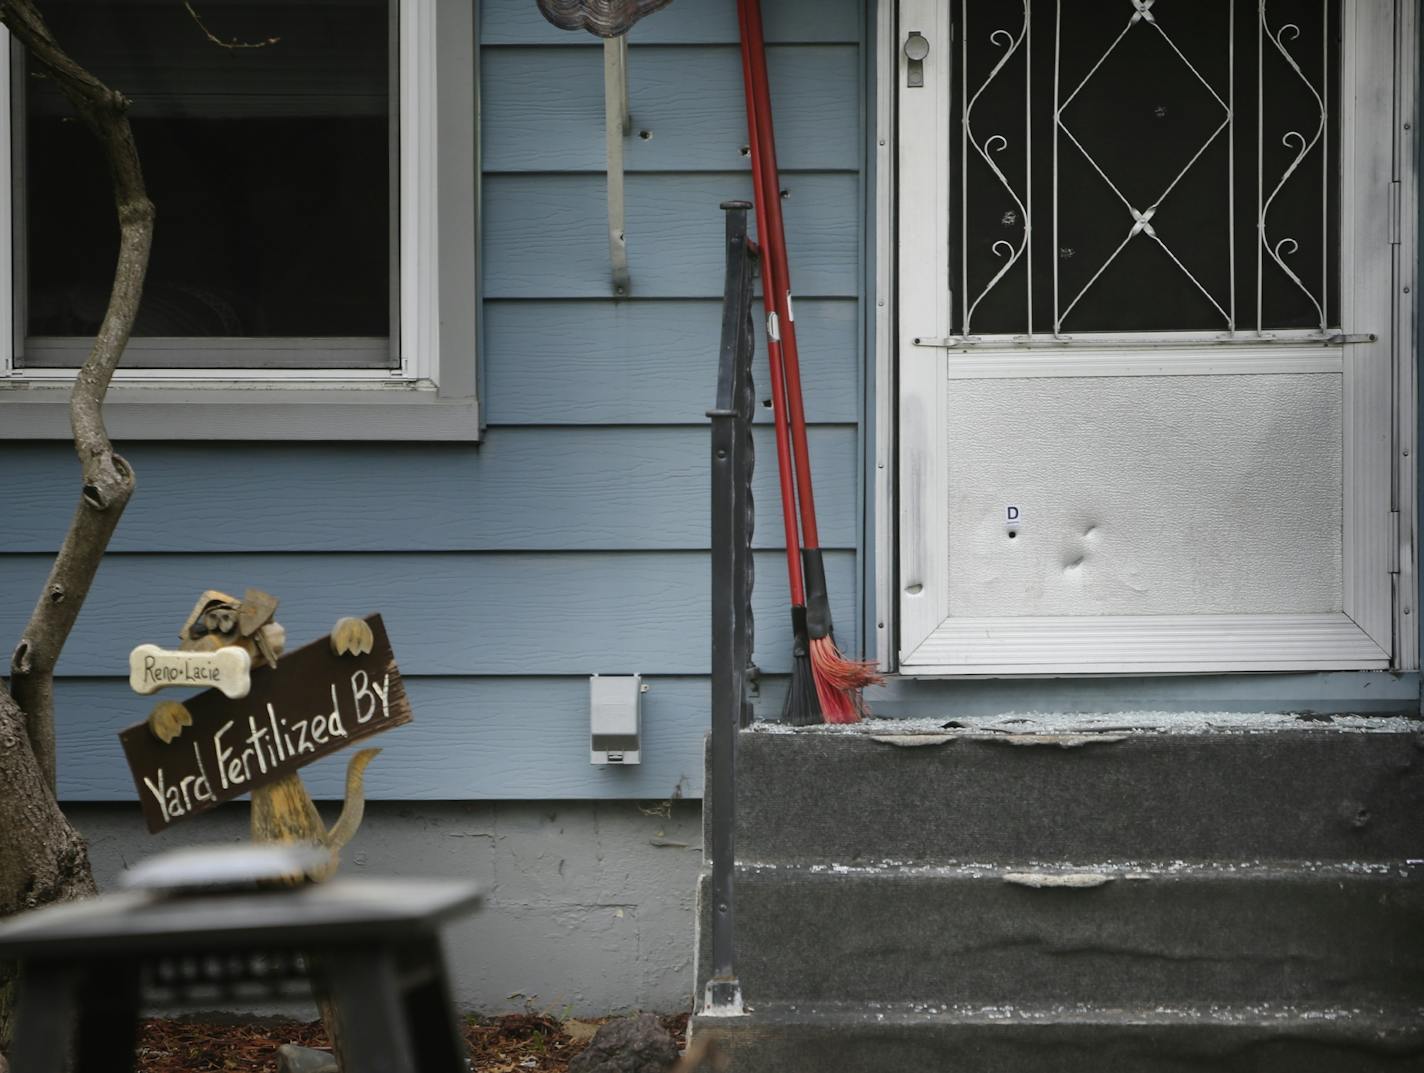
top-left (873, 0), bottom-right (1418, 676)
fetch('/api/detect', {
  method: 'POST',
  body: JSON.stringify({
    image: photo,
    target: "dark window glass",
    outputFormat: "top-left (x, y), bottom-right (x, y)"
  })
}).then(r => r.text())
top-left (22, 0), bottom-right (391, 348)
top-left (950, 0), bottom-right (1340, 336)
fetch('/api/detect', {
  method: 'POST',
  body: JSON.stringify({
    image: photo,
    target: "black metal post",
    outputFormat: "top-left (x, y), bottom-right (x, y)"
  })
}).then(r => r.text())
top-left (705, 200), bottom-right (757, 1016)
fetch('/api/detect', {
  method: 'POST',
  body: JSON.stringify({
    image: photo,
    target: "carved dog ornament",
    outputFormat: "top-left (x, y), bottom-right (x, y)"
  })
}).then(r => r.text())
top-left (121, 589), bottom-right (397, 883)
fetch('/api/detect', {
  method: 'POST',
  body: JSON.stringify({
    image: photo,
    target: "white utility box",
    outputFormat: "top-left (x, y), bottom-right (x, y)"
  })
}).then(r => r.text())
top-left (590, 674), bottom-right (642, 765)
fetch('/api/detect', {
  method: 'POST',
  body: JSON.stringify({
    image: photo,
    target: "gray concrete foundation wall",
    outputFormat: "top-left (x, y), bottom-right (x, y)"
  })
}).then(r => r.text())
top-left (68, 799), bottom-right (703, 1017)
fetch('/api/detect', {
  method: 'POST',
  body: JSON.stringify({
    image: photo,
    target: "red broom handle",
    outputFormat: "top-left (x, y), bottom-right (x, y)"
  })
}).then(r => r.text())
top-left (742, 0), bottom-right (822, 551)
top-left (737, 0), bottom-right (805, 607)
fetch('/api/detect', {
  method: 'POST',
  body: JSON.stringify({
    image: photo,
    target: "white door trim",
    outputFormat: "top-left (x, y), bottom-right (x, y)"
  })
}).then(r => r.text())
top-left (901, 611), bottom-right (1388, 676)
top-left (896, 0), bottom-right (954, 663)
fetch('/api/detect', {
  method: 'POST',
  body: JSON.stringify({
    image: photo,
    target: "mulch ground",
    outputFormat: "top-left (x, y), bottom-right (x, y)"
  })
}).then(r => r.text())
top-left (136, 1011), bottom-right (691, 1073)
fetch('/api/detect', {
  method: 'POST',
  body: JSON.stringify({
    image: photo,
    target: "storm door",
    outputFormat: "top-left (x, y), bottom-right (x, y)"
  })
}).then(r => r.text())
top-left (895, 0), bottom-right (1411, 673)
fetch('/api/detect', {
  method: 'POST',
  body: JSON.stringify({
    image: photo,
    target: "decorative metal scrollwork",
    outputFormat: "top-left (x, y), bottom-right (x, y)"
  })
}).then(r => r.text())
top-left (1258, 10), bottom-right (1328, 332)
top-left (1053, 0), bottom-right (1233, 332)
top-left (953, 0), bottom-right (1335, 338)
top-left (961, 8), bottom-right (1030, 335)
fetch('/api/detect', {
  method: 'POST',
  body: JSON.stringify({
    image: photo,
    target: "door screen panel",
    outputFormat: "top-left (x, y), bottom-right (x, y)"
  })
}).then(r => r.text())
top-left (951, 0), bottom-right (1340, 337)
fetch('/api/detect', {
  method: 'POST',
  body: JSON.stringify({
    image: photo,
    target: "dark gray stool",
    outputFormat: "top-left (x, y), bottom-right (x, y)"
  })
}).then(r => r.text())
top-left (0, 876), bottom-right (480, 1073)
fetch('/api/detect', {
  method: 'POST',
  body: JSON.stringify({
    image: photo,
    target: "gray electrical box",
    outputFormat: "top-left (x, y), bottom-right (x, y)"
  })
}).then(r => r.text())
top-left (590, 674), bottom-right (642, 765)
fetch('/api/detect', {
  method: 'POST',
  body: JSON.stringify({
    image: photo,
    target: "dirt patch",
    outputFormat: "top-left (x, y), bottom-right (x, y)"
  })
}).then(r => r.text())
top-left (135, 1011), bottom-right (691, 1073)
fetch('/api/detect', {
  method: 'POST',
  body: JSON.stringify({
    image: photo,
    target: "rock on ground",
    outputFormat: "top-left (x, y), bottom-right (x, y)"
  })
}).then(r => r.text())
top-left (276, 1044), bottom-right (338, 1073)
top-left (566, 1014), bottom-right (679, 1073)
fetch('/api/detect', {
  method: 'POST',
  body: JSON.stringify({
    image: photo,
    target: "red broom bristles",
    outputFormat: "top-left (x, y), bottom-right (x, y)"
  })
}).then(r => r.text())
top-left (810, 636), bottom-right (882, 724)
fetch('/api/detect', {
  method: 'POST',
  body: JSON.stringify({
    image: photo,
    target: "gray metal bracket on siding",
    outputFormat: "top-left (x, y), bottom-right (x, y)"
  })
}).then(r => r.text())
top-left (605, 36), bottom-right (632, 296)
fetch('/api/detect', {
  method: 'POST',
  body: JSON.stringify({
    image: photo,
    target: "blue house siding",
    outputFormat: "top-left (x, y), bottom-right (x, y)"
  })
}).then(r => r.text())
top-left (0, 0), bottom-right (869, 803)
top-left (7, 0), bottom-right (1412, 815)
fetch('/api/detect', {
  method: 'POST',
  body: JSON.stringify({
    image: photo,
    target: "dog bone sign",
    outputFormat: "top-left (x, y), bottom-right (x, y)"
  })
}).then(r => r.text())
top-left (129, 644), bottom-right (252, 700)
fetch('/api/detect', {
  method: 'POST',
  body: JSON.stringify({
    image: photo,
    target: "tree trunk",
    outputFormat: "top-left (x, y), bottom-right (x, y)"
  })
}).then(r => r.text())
top-left (4, 0), bottom-right (150, 793)
top-left (0, 0), bottom-right (155, 1051)
top-left (0, 689), bottom-right (98, 1050)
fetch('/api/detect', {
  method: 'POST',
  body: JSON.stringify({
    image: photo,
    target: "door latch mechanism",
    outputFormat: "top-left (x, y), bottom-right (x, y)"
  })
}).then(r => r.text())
top-left (904, 31), bottom-right (929, 88)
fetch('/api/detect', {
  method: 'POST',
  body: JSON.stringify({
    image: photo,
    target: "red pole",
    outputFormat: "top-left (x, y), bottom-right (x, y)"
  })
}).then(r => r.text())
top-left (742, 0), bottom-right (821, 551)
top-left (737, 0), bottom-right (805, 608)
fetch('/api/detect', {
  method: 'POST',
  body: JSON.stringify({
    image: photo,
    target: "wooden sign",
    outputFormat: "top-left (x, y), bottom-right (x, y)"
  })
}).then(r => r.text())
top-left (119, 614), bottom-right (411, 833)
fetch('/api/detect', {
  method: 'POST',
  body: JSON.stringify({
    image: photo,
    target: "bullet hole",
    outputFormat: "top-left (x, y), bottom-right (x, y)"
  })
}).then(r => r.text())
top-left (780, 188), bottom-right (790, 199)
top-left (1001, 210), bottom-right (1017, 227)
top-left (740, 145), bottom-right (751, 157)
top-left (639, 129), bottom-right (653, 140)
top-left (1064, 557), bottom-right (1084, 572)
top-left (1060, 247), bottom-right (1076, 259)
top-left (1083, 525), bottom-right (1098, 538)
top-left (905, 583), bottom-right (924, 594)
top-left (1154, 104), bottom-right (1168, 118)
top-left (763, 398), bottom-right (773, 408)
top-left (1007, 530), bottom-right (1018, 539)
top-left (1340, 799), bottom-right (1373, 828)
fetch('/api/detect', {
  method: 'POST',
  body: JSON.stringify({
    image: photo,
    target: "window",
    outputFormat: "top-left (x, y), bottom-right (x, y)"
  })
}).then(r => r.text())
top-left (889, 0), bottom-right (1415, 675)
top-left (0, 0), bottom-right (479, 440)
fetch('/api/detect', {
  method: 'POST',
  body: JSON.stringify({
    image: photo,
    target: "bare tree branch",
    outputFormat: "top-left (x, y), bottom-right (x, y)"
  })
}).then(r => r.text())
top-left (183, 1), bottom-right (279, 50)
top-left (2, 0), bottom-right (153, 791)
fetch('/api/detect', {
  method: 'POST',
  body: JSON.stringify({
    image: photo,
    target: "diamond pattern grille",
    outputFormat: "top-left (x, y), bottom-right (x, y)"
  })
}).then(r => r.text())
top-left (952, 0), bottom-right (1337, 338)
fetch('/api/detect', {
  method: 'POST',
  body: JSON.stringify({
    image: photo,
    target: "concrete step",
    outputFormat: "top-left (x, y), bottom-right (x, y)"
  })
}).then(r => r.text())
top-left (696, 862), bottom-right (1424, 1008)
top-left (729, 724), bottom-right (1424, 863)
top-left (691, 1002), bottom-right (1424, 1073)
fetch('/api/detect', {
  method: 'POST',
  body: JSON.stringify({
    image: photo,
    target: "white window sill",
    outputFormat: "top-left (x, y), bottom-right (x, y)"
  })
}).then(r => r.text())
top-left (0, 379), bottom-right (481, 441)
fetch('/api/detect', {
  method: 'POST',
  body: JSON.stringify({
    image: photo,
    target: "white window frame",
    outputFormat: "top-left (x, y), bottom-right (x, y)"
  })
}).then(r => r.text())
top-left (0, 0), bottom-right (480, 441)
top-left (876, 0), bottom-right (1418, 675)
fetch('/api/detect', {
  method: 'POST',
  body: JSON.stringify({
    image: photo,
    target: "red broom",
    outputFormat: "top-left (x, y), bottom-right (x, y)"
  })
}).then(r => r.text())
top-left (739, 0), bottom-right (881, 721)
top-left (736, 0), bottom-right (819, 726)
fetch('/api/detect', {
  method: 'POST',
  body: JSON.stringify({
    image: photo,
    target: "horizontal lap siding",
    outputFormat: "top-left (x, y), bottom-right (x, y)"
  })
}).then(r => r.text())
top-left (479, 0), bottom-right (862, 45)
top-left (482, 46), bottom-right (861, 173)
top-left (7, 428), bottom-right (858, 552)
top-left (483, 173), bottom-right (860, 298)
top-left (482, 298), bottom-right (859, 424)
top-left (0, 552), bottom-right (858, 676)
top-left (2, 0), bottom-right (866, 803)
top-left (50, 677), bottom-right (713, 801)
